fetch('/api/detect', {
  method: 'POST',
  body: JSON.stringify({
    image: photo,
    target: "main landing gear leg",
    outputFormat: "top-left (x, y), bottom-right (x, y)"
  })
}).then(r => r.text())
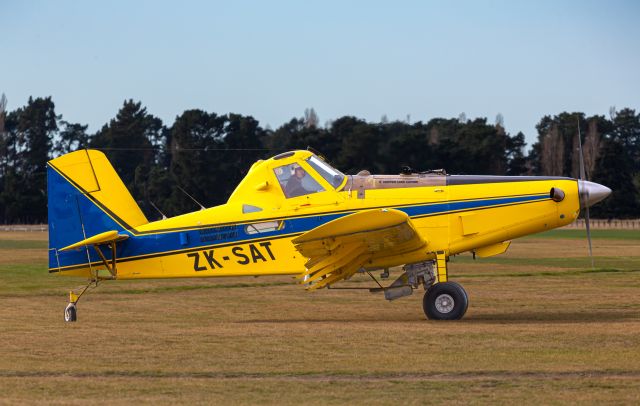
top-left (64, 279), bottom-right (97, 322)
top-left (423, 251), bottom-right (469, 320)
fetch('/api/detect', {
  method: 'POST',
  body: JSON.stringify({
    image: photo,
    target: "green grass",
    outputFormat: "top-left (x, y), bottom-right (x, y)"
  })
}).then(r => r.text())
top-left (0, 262), bottom-right (292, 296)
top-left (0, 240), bottom-right (48, 249)
top-left (451, 255), bottom-right (640, 270)
top-left (460, 268), bottom-right (640, 278)
top-left (528, 228), bottom-right (640, 240)
top-left (0, 262), bottom-right (78, 295)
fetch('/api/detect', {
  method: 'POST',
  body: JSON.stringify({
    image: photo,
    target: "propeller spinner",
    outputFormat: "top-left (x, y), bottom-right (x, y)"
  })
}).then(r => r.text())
top-left (578, 180), bottom-right (612, 208)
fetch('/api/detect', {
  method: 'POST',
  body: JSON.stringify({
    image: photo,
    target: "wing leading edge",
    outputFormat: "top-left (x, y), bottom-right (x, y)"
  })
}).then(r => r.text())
top-left (292, 209), bottom-right (427, 290)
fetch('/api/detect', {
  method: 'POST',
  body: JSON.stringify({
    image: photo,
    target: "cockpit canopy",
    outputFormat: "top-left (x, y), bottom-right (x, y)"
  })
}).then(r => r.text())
top-left (227, 150), bottom-right (346, 210)
top-left (272, 155), bottom-right (345, 199)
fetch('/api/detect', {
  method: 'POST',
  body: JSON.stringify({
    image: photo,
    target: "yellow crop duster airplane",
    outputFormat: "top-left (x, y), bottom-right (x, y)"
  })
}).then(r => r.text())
top-left (48, 148), bottom-right (611, 322)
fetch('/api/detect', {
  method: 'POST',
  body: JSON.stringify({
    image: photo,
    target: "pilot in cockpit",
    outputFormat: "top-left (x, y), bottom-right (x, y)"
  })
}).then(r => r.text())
top-left (285, 165), bottom-right (309, 198)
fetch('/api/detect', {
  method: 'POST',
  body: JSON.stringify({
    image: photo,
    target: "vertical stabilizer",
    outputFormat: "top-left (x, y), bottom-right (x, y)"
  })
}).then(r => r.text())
top-left (47, 149), bottom-right (148, 272)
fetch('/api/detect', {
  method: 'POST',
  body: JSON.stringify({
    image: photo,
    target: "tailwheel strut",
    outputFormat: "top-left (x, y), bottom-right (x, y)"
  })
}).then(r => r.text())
top-left (65, 279), bottom-right (98, 322)
top-left (65, 281), bottom-right (90, 322)
top-left (64, 242), bottom-right (118, 323)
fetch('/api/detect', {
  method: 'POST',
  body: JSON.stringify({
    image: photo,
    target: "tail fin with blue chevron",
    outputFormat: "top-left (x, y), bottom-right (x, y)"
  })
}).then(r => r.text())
top-left (47, 150), bottom-right (148, 275)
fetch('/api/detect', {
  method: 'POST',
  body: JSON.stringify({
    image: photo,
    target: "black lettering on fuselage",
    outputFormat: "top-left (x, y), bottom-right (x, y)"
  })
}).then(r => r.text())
top-left (187, 252), bottom-right (207, 271)
top-left (203, 250), bottom-right (223, 269)
top-left (249, 243), bottom-right (267, 262)
top-left (232, 246), bottom-right (250, 265)
top-left (259, 241), bottom-right (276, 260)
top-left (188, 242), bottom-right (276, 270)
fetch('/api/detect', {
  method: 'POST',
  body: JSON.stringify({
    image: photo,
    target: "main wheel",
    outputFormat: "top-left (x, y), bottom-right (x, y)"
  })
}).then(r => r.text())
top-left (64, 303), bottom-right (77, 322)
top-left (423, 282), bottom-right (468, 320)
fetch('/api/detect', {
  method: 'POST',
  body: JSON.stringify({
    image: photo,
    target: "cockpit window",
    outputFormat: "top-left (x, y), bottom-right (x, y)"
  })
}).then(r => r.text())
top-left (273, 163), bottom-right (326, 198)
top-left (306, 155), bottom-right (345, 188)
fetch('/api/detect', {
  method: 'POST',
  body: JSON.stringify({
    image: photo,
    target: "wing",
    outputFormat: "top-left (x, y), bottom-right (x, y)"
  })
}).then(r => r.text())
top-left (292, 208), bottom-right (427, 290)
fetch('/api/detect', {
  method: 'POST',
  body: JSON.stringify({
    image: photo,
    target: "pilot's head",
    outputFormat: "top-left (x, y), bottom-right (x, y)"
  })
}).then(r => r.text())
top-left (294, 166), bottom-right (306, 179)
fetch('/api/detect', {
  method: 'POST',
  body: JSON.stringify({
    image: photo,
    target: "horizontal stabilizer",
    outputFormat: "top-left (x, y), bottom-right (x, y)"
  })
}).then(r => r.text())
top-left (60, 230), bottom-right (129, 252)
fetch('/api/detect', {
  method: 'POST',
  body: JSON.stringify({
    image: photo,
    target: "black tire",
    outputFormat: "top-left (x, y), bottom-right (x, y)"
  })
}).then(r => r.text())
top-left (423, 281), bottom-right (468, 320)
top-left (64, 303), bottom-right (77, 322)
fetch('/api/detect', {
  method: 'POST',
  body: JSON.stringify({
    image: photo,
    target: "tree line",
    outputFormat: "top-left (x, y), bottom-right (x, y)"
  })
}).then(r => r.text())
top-left (0, 95), bottom-right (638, 223)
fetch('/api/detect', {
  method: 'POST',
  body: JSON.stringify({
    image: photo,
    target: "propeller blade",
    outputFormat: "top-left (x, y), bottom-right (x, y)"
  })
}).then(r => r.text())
top-left (577, 120), bottom-right (587, 181)
top-left (584, 205), bottom-right (594, 268)
top-left (577, 117), bottom-right (595, 269)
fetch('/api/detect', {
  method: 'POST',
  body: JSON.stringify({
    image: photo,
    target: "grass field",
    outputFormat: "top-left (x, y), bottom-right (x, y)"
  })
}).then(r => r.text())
top-left (1, 229), bottom-right (639, 404)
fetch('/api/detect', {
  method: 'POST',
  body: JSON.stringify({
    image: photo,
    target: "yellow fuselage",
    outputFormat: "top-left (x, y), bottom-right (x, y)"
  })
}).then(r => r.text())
top-left (49, 150), bottom-right (580, 280)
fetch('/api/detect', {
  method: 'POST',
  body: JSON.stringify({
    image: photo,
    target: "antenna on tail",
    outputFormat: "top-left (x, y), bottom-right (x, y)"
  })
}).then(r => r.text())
top-left (177, 185), bottom-right (206, 211)
top-left (149, 201), bottom-right (168, 220)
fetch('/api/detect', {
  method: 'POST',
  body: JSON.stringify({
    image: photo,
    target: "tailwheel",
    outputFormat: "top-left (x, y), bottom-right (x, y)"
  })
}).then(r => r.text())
top-left (423, 281), bottom-right (468, 320)
top-left (63, 279), bottom-right (97, 323)
top-left (64, 302), bottom-right (77, 322)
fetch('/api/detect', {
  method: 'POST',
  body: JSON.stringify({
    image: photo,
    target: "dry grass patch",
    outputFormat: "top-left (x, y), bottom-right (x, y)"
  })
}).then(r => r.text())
top-left (1, 375), bottom-right (639, 405)
top-left (0, 231), bottom-right (639, 403)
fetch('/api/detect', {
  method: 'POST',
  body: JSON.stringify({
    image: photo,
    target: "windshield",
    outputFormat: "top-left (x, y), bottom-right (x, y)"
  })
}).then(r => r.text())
top-left (273, 162), bottom-right (326, 198)
top-left (306, 155), bottom-right (345, 188)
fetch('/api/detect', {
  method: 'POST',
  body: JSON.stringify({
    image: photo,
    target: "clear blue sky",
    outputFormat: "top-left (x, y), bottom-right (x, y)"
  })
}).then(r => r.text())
top-left (2, 0), bottom-right (639, 146)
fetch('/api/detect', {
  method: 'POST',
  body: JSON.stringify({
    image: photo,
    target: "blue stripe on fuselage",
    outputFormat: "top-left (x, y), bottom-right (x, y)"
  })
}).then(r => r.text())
top-left (50, 193), bottom-right (549, 270)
